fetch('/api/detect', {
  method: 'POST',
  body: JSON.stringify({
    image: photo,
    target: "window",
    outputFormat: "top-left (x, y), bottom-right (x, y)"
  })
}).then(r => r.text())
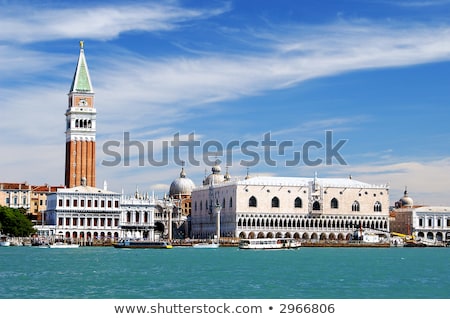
top-left (331, 198), bottom-right (338, 209)
top-left (229, 197), bottom-right (233, 208)
top-left (271, 197), bottom-right (280, 208)
top-left (294, 197), bottom-right (302, 208)
top-left (419, 218), bottom-right (423, 227)
top-left (73, 199), bottom-right (78, 207)
top-left (313, 201), bottom-right (321, 210)
top-left (58, 199), bottom-right (63, 207)
top-left (81, 199), bottom-right (85, 207)
top-left (352, 201), bottom-right (360, 212)
top-left (428, 219), bottom-right (432, 227)
top-left (249, 196), bottom-right (257, 207)
top-left (88, 200), bottom-right (92, 207)
top-left (374, 201), bottom-right (382, 212)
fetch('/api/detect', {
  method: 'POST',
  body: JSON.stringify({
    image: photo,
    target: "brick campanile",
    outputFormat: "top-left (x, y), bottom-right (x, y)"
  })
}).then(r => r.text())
top-left (65, 41), bottom-right (96, 188)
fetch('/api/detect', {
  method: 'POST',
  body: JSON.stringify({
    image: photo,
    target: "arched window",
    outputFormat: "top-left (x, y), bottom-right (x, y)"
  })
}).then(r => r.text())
top-left (352, 201), bottom-right (360, 212)
top-left (331, 198), bottom-right (339, 209)
top-left (313, 201), bottom-right (321, 210)
top-left (294, 197), bottom-right (302, 208)
top-left (271, 196), bottom-right (280, 208)
top-left (222, 198), bottom-right (226, 209)
top-left (229, 197), bottom-right (233, 208)
top-left (249, 196), bottom-right (257, 207)
top-left (374, 201), bottom-right (382, 212)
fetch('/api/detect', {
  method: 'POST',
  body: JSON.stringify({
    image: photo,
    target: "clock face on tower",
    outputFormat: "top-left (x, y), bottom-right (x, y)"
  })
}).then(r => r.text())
top-left (78, 99), bottom-right (88, 107)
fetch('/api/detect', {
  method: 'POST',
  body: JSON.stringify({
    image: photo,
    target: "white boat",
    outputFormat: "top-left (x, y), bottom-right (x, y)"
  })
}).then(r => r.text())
top-left (239, 238), bottom-right (301, 250)
top-left (0, 235), bottom-right (11, 247)
top-left (48, 242), bottom-right (80, 249)
top-left (192, 242), bottom-right (219, 249)
top-left (113, 239), bottom-right (172, 249)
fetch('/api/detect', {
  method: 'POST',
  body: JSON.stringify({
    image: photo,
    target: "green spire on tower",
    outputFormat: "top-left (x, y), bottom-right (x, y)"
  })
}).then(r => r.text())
top-left (69, 41), bottom-right (94, 93)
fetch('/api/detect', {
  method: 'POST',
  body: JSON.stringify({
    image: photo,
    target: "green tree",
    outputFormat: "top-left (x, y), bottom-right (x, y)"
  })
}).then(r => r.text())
top-left (0, 206), bottom-right (36, 237)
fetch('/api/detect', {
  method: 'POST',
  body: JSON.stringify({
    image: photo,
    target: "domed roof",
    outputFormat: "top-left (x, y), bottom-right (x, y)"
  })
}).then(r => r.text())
top-left (203, 161), bottom-right (225, 185)
top-left (399, 188), bottom-right (413, 207)
top-left (169, 167), bottom-right (195, 196)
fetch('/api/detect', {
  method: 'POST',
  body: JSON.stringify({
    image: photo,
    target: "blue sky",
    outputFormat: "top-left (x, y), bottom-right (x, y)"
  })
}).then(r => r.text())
top-left (1, 0), bottom-right (450, 205)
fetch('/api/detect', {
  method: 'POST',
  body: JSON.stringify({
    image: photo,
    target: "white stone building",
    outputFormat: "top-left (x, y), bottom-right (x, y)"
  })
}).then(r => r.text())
top-left (413, 206), bottom-right (450, 245)
top-left (191, 165), bottom-right (390, 241)
top-left (119, 188), bottom-right (156, 240)
top-left (45, 181), bottom-right (122, 244)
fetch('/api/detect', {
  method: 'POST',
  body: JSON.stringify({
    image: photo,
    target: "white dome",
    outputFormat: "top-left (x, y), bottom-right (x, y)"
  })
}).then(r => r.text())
top-left (169, 168), bottom-right (195, 196)
top-left (399, 189), bottom-right (413, 207)
top-left (203, 161), bottom-right (225, 185)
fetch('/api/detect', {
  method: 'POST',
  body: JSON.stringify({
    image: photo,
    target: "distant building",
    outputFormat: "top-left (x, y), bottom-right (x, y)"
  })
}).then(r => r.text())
top-left (413, 206), bottom-right (450, 244)
top-left (45, 179), bottom-right (122, 244)
top-left (168, 165), bottom-right (195, 238)
top-left (120, 188), bottom-right (156, 240)
top-left (0, 182), bottom-right (63, 223)
top-left (389, 188), bottom-right (417, 235)
top-left (191, 163), bottom-right (390, 241)
top-left (389, 188), bottom-right (450, 245)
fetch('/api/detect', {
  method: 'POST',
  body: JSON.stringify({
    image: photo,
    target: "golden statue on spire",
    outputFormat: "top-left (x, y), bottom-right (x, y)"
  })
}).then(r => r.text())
top-left (80, 40), bottom-right (84, 49)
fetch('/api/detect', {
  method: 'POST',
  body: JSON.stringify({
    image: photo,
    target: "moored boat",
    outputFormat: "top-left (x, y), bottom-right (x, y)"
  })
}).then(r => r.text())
top-left (0, 235), bottom-right (11, 247)
top-left (113, 239), bottom-right (173, 249)
top-left (48, 242), bottom-right (80, 249)
top-left (238, 238), bottom-right (301, 250)
top-left (192, 242), bottom-right (219, 249)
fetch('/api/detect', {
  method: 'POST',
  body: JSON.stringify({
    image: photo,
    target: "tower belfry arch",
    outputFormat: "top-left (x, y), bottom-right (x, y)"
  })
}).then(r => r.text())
top-left (64, 41), bottom-right (96, 188)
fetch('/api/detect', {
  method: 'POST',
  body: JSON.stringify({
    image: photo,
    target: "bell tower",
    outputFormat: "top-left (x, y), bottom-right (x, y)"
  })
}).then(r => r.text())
top-left (65, 41), bottom-right (96, 188)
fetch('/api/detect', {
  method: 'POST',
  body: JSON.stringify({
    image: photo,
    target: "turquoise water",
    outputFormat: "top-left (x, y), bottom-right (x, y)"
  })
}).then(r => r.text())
top-left (0, 246), bottom-right (449, 299)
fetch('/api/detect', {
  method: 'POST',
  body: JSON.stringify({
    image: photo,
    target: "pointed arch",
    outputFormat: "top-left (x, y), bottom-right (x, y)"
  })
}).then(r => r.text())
top-left (374, 201), bottom-right (382, 212)
top-left (294, 197), bottom-right (302, 208)
top-left (331, 197), bottom-right (339, 209)
top-left (271, 196), bottom-right (280, 208)
top-left (313, 201), bottom-right (321, 210)
top-left (249, 196), bottom-right (257, 207)
top-left (352, 201), bottom-right (360, 212)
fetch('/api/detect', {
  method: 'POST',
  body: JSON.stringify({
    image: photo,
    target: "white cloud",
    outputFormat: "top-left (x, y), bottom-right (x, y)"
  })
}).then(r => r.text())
top-left (0, 2), bottom-right (231, 43)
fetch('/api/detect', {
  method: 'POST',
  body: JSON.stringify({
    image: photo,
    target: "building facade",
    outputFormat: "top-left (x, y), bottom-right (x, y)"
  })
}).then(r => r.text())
top-left (45, 181), bottom-right (122, 244)
top-left (413, 206), bottom-right (450, 245)
top-left (191, 165), bottom-right (390, 242)
top-left (0, 182), bottom-right (62, 223)
top-left (65, 41), bottom-right (96, 188)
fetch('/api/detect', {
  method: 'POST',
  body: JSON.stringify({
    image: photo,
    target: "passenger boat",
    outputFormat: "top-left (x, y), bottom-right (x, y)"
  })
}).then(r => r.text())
top-left (113, 239), bottom-right (173, 249)
top-left (238, 238), bottom-right (301, 250)
top-left (48, 242), bottom-right (80, 249)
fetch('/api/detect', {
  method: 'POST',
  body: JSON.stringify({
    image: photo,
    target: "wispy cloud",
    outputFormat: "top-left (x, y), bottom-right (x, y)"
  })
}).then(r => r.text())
top-left (0, 1), bottom-right (231, 43)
